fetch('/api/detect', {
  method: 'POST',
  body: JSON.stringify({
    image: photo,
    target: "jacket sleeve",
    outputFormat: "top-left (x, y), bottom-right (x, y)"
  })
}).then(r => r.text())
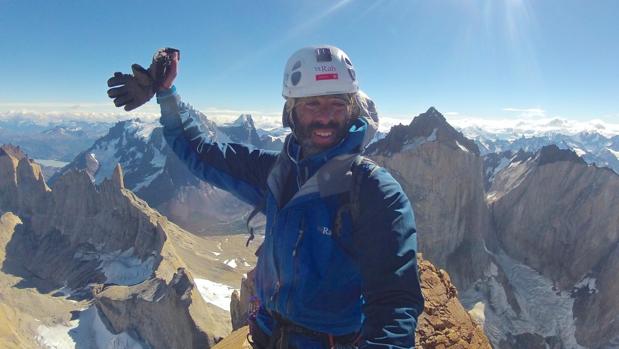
top-left (354, 167), bottom-right (424, 348)
top-left (156, 86), bottom-right (279, 207)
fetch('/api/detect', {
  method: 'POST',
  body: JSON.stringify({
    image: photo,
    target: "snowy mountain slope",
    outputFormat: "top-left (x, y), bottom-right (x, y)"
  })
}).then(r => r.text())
top-left (219, 114), bottom-right (284, 151)
top-left (458, 123), bottom-right (619, 176)
top-left (461, 248), bottom-right (586, 349)
top-left (51, 117), bottom-right (252, 235)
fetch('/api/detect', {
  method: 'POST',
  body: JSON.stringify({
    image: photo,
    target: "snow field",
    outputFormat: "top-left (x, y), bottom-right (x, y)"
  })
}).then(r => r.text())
top-left (194, 278), bottom-right (239, 311)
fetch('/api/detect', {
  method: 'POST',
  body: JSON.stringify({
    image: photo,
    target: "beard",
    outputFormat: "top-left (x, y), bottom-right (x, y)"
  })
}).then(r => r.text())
top-left (292, 115), bottom-right (350, 158)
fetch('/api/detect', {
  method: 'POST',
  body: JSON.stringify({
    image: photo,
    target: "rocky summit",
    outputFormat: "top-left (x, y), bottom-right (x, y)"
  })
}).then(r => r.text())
top-left (366, 107), bottom-right (493, 290)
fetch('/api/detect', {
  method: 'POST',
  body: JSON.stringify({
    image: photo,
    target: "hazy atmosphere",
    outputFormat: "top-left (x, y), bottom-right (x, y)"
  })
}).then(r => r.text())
top-left (1, 2), bottom-right (619, 348)
top-left (1, 0), bottom-right (618, 127)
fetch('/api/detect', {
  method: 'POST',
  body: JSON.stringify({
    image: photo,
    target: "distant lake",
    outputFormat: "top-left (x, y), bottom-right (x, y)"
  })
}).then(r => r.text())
top-left (34, 159), bottom-right (69, 168)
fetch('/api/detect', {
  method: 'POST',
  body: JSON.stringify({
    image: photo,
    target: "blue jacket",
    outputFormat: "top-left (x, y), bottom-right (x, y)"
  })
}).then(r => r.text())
top-left (157, 86), bottom-right (424, 348)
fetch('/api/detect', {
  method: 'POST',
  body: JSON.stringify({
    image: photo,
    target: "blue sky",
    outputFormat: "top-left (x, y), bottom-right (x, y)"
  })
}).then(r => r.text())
top-left (1, 0), bottom-right (618, 124)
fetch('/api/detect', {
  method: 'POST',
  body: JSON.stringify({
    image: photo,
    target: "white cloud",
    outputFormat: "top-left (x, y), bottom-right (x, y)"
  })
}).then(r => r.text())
top-left (0, 102), bottom-right (282, 128)
top-left (3, 103), bottom-right (617, 138)
top-left (0, 102), bottom-right (160, 124)
top-left (449, 115), bottom-right (619, 138)
top-left (502, 107), bottom-right (546, 118)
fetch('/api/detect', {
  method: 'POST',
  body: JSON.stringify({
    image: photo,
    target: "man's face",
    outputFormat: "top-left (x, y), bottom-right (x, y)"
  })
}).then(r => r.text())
top-left (292, 95), bottom-right (352, 157)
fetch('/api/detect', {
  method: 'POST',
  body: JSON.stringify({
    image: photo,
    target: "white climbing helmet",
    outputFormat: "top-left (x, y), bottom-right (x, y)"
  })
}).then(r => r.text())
top-left (282, 45), bottom-right (359, 98)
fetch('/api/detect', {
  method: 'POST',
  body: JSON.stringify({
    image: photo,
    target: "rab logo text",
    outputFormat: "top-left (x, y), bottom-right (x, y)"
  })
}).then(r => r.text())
top-left (313, 65), bottom-right (337, 73)
top-left (319, 226), bottom-right (332, 236)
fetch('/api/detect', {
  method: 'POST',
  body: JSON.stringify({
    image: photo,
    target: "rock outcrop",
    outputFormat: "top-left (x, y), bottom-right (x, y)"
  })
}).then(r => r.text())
top-left (94, 268), bottom-right (221, 349)
top-left (230, 269), bottom-right (256, 331)
top-left (416, 257), bottom-right (491, 348)
top-left (366, 108), bottom-right (493, 289)
top-left (0, 144), bottom-right (230, 348)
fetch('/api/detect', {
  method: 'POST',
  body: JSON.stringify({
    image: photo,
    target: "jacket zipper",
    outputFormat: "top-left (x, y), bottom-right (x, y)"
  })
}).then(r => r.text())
top-left (287, 216), bottom-right (305, 314)
top-left (270, 215), bottom-right (281, 308)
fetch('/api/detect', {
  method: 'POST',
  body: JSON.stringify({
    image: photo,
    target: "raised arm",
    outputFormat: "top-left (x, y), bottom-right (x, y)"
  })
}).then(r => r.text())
top-left (156, 87), bottom-right (278, 207)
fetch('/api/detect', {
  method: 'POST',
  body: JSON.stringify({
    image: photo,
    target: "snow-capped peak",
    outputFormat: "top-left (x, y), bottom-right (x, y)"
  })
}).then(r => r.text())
top-left (230, 114), bottom-right (255, 128)
top-left (124, 118), bottom-right (158, 141)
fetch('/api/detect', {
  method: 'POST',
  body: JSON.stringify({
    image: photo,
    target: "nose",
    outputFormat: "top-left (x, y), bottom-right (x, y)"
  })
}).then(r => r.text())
top-left (312, 106), bottom-right (337, 124)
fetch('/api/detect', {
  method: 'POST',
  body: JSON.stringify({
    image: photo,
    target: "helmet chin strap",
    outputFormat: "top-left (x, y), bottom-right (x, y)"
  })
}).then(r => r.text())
top-left (288, 110), bottom-right (301, 145)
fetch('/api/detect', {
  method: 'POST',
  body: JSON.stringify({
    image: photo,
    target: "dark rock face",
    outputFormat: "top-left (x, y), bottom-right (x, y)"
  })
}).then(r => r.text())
top-left (365, 108), bottom-right (492, 290)
top-left (537, 144), bottom-right (586, 166)
top-left (482, 149), bottom-right (533, 190)
top-left (499, 332), bottom-right (560, 349)
top-left (367, 107), bottom-right (479, 156)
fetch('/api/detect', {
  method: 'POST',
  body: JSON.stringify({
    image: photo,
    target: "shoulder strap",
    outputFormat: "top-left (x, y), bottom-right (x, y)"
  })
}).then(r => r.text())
top-left (349, 155), bottom-right (379, 228)
top-left (333, 155), bottom-right (379, 238)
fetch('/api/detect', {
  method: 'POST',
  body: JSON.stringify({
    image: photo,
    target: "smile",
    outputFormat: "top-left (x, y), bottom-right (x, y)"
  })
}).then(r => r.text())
top-left (313, 130), bottom-right (334, 137)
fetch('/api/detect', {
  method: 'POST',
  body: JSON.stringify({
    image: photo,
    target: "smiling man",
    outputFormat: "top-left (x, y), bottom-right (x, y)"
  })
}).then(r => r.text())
top-left (109, 45), bottom-right (424, 348)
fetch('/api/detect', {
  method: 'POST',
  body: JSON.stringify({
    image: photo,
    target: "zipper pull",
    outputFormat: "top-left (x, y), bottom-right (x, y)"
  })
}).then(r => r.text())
top-left (292, 217), bottom-right (306, 257)
top-left (270, 281), bottom-right (280, 302)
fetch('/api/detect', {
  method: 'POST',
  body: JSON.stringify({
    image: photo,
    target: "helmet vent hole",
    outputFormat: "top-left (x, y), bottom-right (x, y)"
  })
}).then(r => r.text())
top-left (344, 57), bottom-right (353, 66)
top-left (291, 71), bottom-right (302, 86)
top-left (348, 69), bottom-right (356, 81)
top-left (316, 48), bottom-right (333, 62)
top-left (292, 61), bottom-right (302, 71)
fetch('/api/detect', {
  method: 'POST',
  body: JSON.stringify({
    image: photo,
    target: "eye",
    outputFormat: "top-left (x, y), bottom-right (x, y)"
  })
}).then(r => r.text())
top-left (329, 99), bottom-right (348, 110)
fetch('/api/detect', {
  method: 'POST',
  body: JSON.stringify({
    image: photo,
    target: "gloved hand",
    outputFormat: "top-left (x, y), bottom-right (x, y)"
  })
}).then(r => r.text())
top-left (107, 47), bottom-right (180, 111)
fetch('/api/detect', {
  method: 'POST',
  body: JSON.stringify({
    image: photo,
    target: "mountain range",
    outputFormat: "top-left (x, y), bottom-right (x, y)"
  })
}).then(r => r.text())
top-left (365, 108), bottom-right (619, 349)
top-left (47, 114), bottom-right (280, 235)
top-left (2, 107), bottom-right (618, 348)
top-left (0, 144), bottom-right (489, 349)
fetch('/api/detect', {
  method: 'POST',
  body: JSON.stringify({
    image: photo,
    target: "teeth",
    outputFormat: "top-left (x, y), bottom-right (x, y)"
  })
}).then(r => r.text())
top-left (315, 131), bottom-right (333, 137)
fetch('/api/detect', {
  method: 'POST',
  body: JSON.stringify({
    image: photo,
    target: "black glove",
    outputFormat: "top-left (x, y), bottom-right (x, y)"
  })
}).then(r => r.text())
top-left (107, 47), bottom-right (180, 111)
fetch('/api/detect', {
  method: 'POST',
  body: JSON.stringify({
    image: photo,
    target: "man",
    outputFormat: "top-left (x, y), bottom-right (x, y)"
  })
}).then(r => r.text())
top-left (111, 45), bottom-right (424, 348)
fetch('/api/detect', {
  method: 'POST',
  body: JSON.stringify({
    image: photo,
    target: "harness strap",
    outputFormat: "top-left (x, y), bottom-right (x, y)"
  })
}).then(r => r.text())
top-left (266, 311), bottom-right (359, 348)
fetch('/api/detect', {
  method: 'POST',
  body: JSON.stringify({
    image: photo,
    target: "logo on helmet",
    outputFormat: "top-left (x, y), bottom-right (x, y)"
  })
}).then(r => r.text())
top-left (314, 65), bottom-right (337, 73)
top-left (315, 74), bottom-right (338, 81)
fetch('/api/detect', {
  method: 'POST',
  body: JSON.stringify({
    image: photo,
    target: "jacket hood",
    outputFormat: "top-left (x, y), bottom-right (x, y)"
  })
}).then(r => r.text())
top-left (353, 90), bottom-right (379, 149)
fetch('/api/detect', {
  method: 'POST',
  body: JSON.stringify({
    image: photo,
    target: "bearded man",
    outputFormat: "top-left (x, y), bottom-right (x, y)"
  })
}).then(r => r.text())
top-left (109, 45), bottom-right (424, 349)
